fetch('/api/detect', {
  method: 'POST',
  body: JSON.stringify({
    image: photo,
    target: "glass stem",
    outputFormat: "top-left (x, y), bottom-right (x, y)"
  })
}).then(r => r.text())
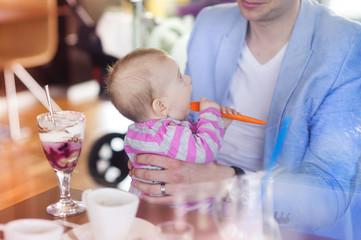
top-left (56, 171), bottom-right (73, 204)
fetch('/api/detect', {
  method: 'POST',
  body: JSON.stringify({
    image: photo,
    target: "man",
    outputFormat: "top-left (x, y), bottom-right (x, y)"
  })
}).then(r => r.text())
top-left (130, 0), bottom-right (361, 238)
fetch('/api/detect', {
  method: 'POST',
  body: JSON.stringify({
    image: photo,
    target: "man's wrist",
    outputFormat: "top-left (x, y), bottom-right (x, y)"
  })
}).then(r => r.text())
top-left (211, 162), bottom-right (236, 180)
top-left (230, 166), bottom-right (245, 177)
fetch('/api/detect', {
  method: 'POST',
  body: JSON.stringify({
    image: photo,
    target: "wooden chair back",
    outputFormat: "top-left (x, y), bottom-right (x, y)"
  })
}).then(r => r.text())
top-left (0, 0), bottom-right (58, 69)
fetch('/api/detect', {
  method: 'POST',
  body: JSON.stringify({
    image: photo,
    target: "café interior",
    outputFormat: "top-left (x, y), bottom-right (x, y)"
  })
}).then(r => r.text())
top-left (0, 0), bottom-right (360, 239)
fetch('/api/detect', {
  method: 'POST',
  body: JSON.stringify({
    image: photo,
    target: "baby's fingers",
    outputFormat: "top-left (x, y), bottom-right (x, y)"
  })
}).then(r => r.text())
top-left (230, 108), bottom-right (239, 115)
top-left (220, 105), bottom-right (229, 114)
top-left (221, 106), bottom-right (239, 115)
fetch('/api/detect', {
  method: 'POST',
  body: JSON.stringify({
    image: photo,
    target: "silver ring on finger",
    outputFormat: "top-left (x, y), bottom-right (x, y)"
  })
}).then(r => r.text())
top-left (160, 183), bottom-right (166, 196)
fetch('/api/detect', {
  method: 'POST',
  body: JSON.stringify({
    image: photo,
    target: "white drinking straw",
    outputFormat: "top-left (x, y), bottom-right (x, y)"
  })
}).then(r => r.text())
top-left (45, 85), bottom-right (56, 127)
top-left (12, 63), bottom-right (62, 112)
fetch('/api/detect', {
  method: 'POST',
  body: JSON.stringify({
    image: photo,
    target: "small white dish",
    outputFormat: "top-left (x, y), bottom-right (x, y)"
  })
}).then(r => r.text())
top-left (62, 217), bottom-right (157, 240)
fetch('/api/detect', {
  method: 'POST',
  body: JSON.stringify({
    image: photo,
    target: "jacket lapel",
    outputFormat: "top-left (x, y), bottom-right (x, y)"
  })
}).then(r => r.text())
top-left (215, 17), bottom-right (247, 104)
top-left (264, 0), bottom-right (317, 163)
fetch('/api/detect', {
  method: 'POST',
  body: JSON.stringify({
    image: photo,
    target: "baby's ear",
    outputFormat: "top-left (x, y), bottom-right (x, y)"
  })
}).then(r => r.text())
top-left (152, 98), bottom-right (168, 118)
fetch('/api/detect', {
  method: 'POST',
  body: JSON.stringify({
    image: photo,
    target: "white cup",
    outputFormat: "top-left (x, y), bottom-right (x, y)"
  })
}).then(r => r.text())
top-left (0, 218), bottom-right (64, 240)
top-left (82, 188), bottom-right (139, 240)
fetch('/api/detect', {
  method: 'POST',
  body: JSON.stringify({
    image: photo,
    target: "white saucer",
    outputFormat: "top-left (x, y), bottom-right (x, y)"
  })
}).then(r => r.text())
top-left (62, 217), bottom-right (157, 240)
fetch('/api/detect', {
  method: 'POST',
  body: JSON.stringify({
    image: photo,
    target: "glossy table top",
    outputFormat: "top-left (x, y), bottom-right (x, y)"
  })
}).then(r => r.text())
top-left (0, 186), bottom-right (333, 240)
top-left (0, 187), bottom-right (221, 240)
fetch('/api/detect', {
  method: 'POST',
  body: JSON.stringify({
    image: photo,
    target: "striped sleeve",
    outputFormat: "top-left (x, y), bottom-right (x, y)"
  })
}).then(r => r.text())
top-left (160, 108), bottom-right (224, 164)
top-left (125, 121), bottom-right (166, 168)
top-left (125, 108), bottom-right (224, 165)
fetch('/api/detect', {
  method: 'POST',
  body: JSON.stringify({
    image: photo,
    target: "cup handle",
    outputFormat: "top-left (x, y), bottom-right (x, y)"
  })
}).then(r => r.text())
top-left (81, 189), bottom-right (92, 205)
top-left (0, 224), bottom-right (4, 240)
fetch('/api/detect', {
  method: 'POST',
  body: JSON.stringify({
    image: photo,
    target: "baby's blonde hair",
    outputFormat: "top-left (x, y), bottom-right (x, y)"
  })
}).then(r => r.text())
top-left (105, 48), bottom-right (169, 122)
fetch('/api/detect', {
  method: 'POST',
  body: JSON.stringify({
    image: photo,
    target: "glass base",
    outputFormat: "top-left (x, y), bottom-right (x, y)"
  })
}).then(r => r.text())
top-left (47, 200), bottom-right (86, 217)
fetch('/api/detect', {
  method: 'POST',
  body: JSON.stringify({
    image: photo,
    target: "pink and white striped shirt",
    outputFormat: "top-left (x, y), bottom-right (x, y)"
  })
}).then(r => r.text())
top-left (126, 107), bottom-right (224, 212)
top-left (125, 107), bottom-right (224, 166)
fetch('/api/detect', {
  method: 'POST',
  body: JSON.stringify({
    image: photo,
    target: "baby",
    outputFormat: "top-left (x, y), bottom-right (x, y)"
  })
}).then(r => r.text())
top-left (105, 48), bottom-right (236, 211)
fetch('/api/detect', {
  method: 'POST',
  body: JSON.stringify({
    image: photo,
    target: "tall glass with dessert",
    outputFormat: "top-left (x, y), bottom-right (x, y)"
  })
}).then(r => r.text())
top-left (37, 111), bottom-right (86, 217)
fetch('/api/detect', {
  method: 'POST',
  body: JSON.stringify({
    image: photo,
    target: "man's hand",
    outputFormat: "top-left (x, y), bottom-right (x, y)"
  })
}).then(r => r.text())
top-left (128, 154), bottom-right (235, 205)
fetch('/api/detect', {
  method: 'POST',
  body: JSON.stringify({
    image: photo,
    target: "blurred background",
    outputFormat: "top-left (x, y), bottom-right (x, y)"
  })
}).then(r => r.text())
top-left (1, 0), bottom-right (360, 99)
top-left (0, 0), bottom-right (360, 210)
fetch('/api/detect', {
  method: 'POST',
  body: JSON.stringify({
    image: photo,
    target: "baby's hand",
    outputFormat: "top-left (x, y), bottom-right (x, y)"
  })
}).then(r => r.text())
top-left (199, 97), bottom-right (220, 112)
top-left (220, 105), bottom-right (239, 116)
top-left (220, 105), bottom-right (239, 129)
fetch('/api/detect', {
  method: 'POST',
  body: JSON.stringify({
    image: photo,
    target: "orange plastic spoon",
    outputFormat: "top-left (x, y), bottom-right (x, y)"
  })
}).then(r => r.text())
top-left (190, 101), bottom-right (266, 125)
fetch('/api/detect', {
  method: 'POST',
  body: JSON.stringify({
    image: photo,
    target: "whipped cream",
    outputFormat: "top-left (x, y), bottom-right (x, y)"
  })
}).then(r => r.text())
top-left (38, 111), bottom-right (85, 143)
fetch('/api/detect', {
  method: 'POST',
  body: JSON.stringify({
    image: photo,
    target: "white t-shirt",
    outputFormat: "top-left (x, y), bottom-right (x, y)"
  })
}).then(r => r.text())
top-left (216, 43), bottom-right (287, 172)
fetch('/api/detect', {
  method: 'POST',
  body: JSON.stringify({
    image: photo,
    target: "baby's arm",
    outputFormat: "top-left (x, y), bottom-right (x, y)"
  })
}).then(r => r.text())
top-left (199, 97), bottom-right (238, 129)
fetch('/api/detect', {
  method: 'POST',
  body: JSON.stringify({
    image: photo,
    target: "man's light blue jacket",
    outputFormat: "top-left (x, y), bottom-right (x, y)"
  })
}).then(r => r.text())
top-left (186, 0), bottom-right (361, 239)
